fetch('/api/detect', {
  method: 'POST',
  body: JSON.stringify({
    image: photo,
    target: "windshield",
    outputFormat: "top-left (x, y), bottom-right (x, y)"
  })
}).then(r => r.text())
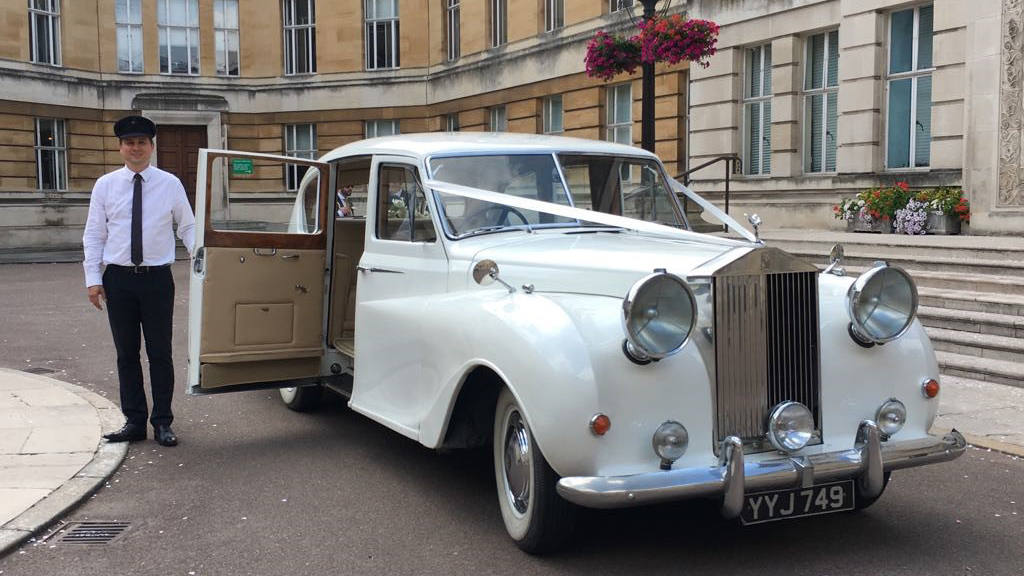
top-left (429, 154), bottom-right (576, 237)
top-left (557, 154), bottom-right (685, 229)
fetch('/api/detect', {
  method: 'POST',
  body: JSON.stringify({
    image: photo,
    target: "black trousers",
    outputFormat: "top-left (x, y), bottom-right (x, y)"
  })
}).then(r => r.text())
top-left (103, 265), bottom-right (175, 428)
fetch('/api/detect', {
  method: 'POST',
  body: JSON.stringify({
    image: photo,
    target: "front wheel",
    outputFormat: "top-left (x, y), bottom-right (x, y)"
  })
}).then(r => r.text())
top-left (493, 388), bottom-right (576, 554)
top-left (279, 385), bottom-right (324, 412)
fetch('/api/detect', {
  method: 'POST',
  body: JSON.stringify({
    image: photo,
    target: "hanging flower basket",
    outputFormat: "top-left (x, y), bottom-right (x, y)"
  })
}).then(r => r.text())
top-left (638, 15), bottom-right (719, 67)
top-left (584, 31), bottom-right (642, 82)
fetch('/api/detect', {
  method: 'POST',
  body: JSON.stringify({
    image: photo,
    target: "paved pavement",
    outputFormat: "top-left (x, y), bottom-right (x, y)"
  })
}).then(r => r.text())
top-left (0, 369), bottom-right (127, 555)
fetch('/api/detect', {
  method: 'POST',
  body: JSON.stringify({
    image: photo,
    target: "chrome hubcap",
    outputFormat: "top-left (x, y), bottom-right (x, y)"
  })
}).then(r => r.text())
top-left (503, 411), bottom-right (531, 515)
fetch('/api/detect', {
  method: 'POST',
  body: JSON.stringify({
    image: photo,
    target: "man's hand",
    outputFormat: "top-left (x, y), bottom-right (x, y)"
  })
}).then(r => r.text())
top-left (88, 285), bottom-right (106, 310)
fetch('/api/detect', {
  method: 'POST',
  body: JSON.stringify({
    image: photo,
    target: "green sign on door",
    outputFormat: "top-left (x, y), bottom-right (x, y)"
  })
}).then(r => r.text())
top-left (230, 158), bottom-right (253, 175)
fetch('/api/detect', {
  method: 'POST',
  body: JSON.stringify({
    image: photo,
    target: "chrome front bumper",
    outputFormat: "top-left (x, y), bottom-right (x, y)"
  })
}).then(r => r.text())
top-left (556, 421), bottom-right (967, 517)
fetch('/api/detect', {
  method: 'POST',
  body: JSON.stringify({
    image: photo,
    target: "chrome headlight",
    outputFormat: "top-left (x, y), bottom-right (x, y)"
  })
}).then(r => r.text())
top-left (876, 398), bottom-right (907, 437)
top-left (767, 402), bottom-right (815, 453)
top-left (652, 421), bottom-right (689, 464)
top-left (847, 263), bottom-right (918, 344)
top-left (622, 270), bottom-right (697, 361)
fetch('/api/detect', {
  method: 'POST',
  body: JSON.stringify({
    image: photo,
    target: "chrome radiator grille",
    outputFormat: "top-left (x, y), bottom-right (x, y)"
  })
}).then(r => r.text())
top-left (713, 271), bottom-right (820, 450)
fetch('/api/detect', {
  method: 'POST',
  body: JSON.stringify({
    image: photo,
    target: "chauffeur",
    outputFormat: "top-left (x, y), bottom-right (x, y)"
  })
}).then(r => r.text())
top-left (82, 115), bottom-right (195, 447)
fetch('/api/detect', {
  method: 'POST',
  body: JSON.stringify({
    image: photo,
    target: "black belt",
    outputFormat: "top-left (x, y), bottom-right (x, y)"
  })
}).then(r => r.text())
top-left (107, 264), bottom-right (172, 274)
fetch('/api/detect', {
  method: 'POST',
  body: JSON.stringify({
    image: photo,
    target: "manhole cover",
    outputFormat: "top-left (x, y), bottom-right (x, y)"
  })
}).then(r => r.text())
top-left (22, 367), bottom-right (56, 375)
top-left (46, 521), bottom-right (131, 545)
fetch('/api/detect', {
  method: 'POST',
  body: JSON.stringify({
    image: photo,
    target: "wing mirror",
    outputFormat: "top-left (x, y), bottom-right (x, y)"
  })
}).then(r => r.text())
top-left (473, 259), bottom-right (516, 294)
top-left (823, 243), bottom-right (846, 276)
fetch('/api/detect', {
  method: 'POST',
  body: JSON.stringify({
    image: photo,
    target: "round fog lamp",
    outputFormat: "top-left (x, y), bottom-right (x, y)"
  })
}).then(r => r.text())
top-left (876, 398), bottom-right (907, 437)
top-left (767, 402), bottom-right (814, 453)
top-left (652, 421), bottom-right (689, 463)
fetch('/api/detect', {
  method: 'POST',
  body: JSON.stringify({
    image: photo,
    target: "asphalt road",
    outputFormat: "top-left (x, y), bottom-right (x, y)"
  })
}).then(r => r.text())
top-left (0, 262), bottom-right (1022, 576)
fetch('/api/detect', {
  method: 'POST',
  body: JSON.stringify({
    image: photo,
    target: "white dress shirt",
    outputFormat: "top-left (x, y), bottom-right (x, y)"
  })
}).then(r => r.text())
top-left (82, 165), bottom-right (196, 287)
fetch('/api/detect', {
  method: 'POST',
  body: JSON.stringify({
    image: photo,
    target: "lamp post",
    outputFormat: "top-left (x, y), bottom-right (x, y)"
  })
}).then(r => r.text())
top-left (639, 0), bottom-right (658, 153)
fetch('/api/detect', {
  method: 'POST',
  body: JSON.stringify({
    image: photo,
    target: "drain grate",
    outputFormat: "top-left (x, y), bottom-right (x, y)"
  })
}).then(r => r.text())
top-left (47, 521), bottom-right (132, 545)
top-left (22, 366), bottom-right (56, 375)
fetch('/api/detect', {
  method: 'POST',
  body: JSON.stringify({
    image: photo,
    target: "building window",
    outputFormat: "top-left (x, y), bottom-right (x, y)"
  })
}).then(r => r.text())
top-left (446, 0), bottom-right (460, 61)
top-left (366, 119), bottom-right (400, 138)
top-left (489, 106), bottom-right (507, 131)
top-left (445, 114), bottom-right (459, 132)
top-left (284, 124), bottom-right (317, 191)
top-left (214, 0), bottom-right (240, 76)
top-left (744, 44), bottom-right (772, 175)
top-left (35, 118), bottom-right (67, 191)
top-left (804, 30), bottom-right (838, 173)
top-left (545, 0), bottom-right (563, 32)
top-left (610, 0), bottom-right (631, 13)
top-left (158, 0), bottom-right (199, 75)
top-left (606, 84), bottom-right (632, 145)
top-left (29, 0), bottom-right (61, 66)
top-left (886, 4), bottom-right (933, 169)
top-left (283, 0), bottom-right (316, 75)
top-left (543, 95), bottom-right (563, 134)
top-left (365, 0), bottom-right (399, 69)
top-left (115, 0), bottom-right (142, 73)
top-left (490, 0), bottom-right (507, 47)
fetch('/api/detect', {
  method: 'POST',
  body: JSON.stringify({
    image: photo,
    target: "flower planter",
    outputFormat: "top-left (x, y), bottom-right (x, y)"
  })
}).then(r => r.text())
top-left (848, 217), bottom-right (893, 234)
top-left (925, 211), bottom-right (962, 235)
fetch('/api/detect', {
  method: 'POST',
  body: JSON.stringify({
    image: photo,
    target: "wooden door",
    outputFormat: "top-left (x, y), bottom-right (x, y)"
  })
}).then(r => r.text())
top-left (156, 125), bottom-right (207, 210)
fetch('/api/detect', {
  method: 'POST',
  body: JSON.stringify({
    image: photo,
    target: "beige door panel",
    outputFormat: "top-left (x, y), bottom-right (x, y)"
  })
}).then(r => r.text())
top-left (198, 246), bottom-right (326, 388)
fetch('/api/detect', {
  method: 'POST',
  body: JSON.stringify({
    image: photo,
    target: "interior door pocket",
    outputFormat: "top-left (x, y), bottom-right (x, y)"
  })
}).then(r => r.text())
top-left (234, 303), bottom-right (294, 346)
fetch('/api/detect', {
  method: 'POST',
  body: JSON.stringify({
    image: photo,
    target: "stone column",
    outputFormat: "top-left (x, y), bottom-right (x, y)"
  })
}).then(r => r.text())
top-left (770, 36), bottom-right (802, 178)
top-left (836, 5), bottom-right (884, 174)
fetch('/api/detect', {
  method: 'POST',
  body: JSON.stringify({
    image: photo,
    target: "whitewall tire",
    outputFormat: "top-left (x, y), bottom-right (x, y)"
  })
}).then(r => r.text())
top-left (492, 387), bottom-right (576, 553)
top-left (279, 385), bottom-right (324, 412)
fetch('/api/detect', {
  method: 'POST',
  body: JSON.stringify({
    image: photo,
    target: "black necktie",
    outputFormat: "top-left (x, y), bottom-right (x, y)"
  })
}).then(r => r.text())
top-left (131, 173), bottom-right (143, 266)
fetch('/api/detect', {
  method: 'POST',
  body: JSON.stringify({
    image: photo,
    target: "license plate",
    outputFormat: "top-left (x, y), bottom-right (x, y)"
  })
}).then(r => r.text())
top-left (740, 480), bottom-right (855, 525)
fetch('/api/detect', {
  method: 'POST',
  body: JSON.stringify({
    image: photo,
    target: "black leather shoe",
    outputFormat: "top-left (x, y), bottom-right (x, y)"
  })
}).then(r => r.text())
top-left (154, 425), bottom-right (178, 447)
top-left (103, 423), bottom-right (146, 442)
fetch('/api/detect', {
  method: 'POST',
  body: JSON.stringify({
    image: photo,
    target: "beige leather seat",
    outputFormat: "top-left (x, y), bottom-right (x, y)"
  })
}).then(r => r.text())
top-left (328, 218), bottom-right (365, 356)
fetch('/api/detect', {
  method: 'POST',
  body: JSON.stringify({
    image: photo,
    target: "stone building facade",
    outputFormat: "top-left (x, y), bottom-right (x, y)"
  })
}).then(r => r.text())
top-left (0, 0), bottom-right (689, 252)
top-left (687, 0), bottom-right (1023, 236)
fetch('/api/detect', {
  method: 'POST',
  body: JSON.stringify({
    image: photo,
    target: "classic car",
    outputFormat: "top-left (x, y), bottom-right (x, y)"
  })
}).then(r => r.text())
top-left (187, 133), bottom-right (966, 553)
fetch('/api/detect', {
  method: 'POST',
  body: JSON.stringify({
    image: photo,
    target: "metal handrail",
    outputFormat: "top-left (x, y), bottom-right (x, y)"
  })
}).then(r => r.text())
top-left (676, 155), bottom-right (742, 217)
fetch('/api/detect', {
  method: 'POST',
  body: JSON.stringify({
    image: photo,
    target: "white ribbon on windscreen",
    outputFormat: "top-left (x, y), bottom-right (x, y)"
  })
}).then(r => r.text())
top-left (424, 178), bottom-right (755, 247)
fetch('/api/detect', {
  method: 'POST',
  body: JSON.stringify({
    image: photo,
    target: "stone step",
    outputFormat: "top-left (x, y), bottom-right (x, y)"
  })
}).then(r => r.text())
top-left (834, 264), bottom-right (1024, 296)
top-left (918, 306), bottom-right (1024, 338)
top-left (917, 287), bottom-right (1024, 317)
top-left (786, 247), bottom-right (1024, 278)
top-left (927, 327), bottom-right (1024, 364)
top-left (757, 229), bottom-right (1024, 262)
top-left (936, 351), bottom-right (1024, 389)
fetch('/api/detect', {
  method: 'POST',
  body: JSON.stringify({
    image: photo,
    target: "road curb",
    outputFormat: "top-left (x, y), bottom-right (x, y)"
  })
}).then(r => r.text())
top-left (931, 426), bottom-right (1024, 459)
top-left (0, 376), bottom-right (128, 558)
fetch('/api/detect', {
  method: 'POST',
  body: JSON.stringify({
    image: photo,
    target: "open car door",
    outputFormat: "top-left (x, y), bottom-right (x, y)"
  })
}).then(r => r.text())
top-left (187, 149), bottom-right (331, 395)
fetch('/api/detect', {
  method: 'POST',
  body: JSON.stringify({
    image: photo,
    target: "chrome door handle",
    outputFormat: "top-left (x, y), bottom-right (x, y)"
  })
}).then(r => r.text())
top-left (282, 254), bottom-right (300, 259)
top-left (356, 265), bottom-right (404, 274)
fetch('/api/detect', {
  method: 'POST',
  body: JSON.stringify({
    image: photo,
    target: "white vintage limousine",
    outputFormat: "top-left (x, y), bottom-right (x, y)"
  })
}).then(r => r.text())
top-left (187, 133), bottom-right (966, 553)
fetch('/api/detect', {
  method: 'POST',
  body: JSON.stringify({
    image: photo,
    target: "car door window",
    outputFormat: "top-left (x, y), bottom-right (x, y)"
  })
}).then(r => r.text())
top-left (376, 164), bottom-right (437, 242)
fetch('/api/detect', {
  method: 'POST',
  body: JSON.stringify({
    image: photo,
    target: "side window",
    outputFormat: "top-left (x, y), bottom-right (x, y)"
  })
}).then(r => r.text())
top-left (334, 156), bottom-right (371, 219)
top-left (376, 165), bottom-right (437, 242)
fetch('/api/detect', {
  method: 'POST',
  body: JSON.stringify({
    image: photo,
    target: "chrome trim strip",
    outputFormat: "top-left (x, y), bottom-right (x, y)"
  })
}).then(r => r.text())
top-left (555, 426), bottom-right (967, 510)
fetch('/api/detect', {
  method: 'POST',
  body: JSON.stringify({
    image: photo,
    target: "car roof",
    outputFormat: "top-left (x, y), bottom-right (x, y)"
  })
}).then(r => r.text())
top-left (318, 132), bottom-right (660, 163)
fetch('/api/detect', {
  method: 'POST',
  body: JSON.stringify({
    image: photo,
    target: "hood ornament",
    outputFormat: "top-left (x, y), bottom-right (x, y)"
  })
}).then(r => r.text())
top-left (745, 213), bottom-right (763, 243)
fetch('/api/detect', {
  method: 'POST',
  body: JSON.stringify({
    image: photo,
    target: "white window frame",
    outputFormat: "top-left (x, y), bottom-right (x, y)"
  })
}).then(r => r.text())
top-left (445, 114), bottom-right (459, 132)
top-left (214, 0), bottom-right (240, 76)
top-left (743, 44), bottom-right (772, 176)
top-left (283, 0), bottom-right (317, 75)
top-left (609, 0), bottom-right (631, 14)
top-left (490, 0), bottom-right (507, 47)
top-left (115, 0), bottom-right (143, 73)
top-left (446, 0), bottom-right (460, 61)
top-left (803, 30), bottom-right (838, 174)
top-left (542, 95), bottom-right (563, 134)
top-left (884, 4), bottom-right (934, 170)
top-left (489, 106), bottom-right (507, 132)
top-left (365, 119), bottom-right (401, 138)
top-left (605, 84), bottom-right (632, 145)
top-left (158, 0), bottom-right (200, 75)
top-left (29, 0), bottom-right (61, 67)
top-left (284, 124), bottom-right (317, 191)
top-left (544, 0), bottom-right (563, 32)
top-left (35, 118), bottom-right (67, 191)
top-left (365, 0), bottom-right (399, 70)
